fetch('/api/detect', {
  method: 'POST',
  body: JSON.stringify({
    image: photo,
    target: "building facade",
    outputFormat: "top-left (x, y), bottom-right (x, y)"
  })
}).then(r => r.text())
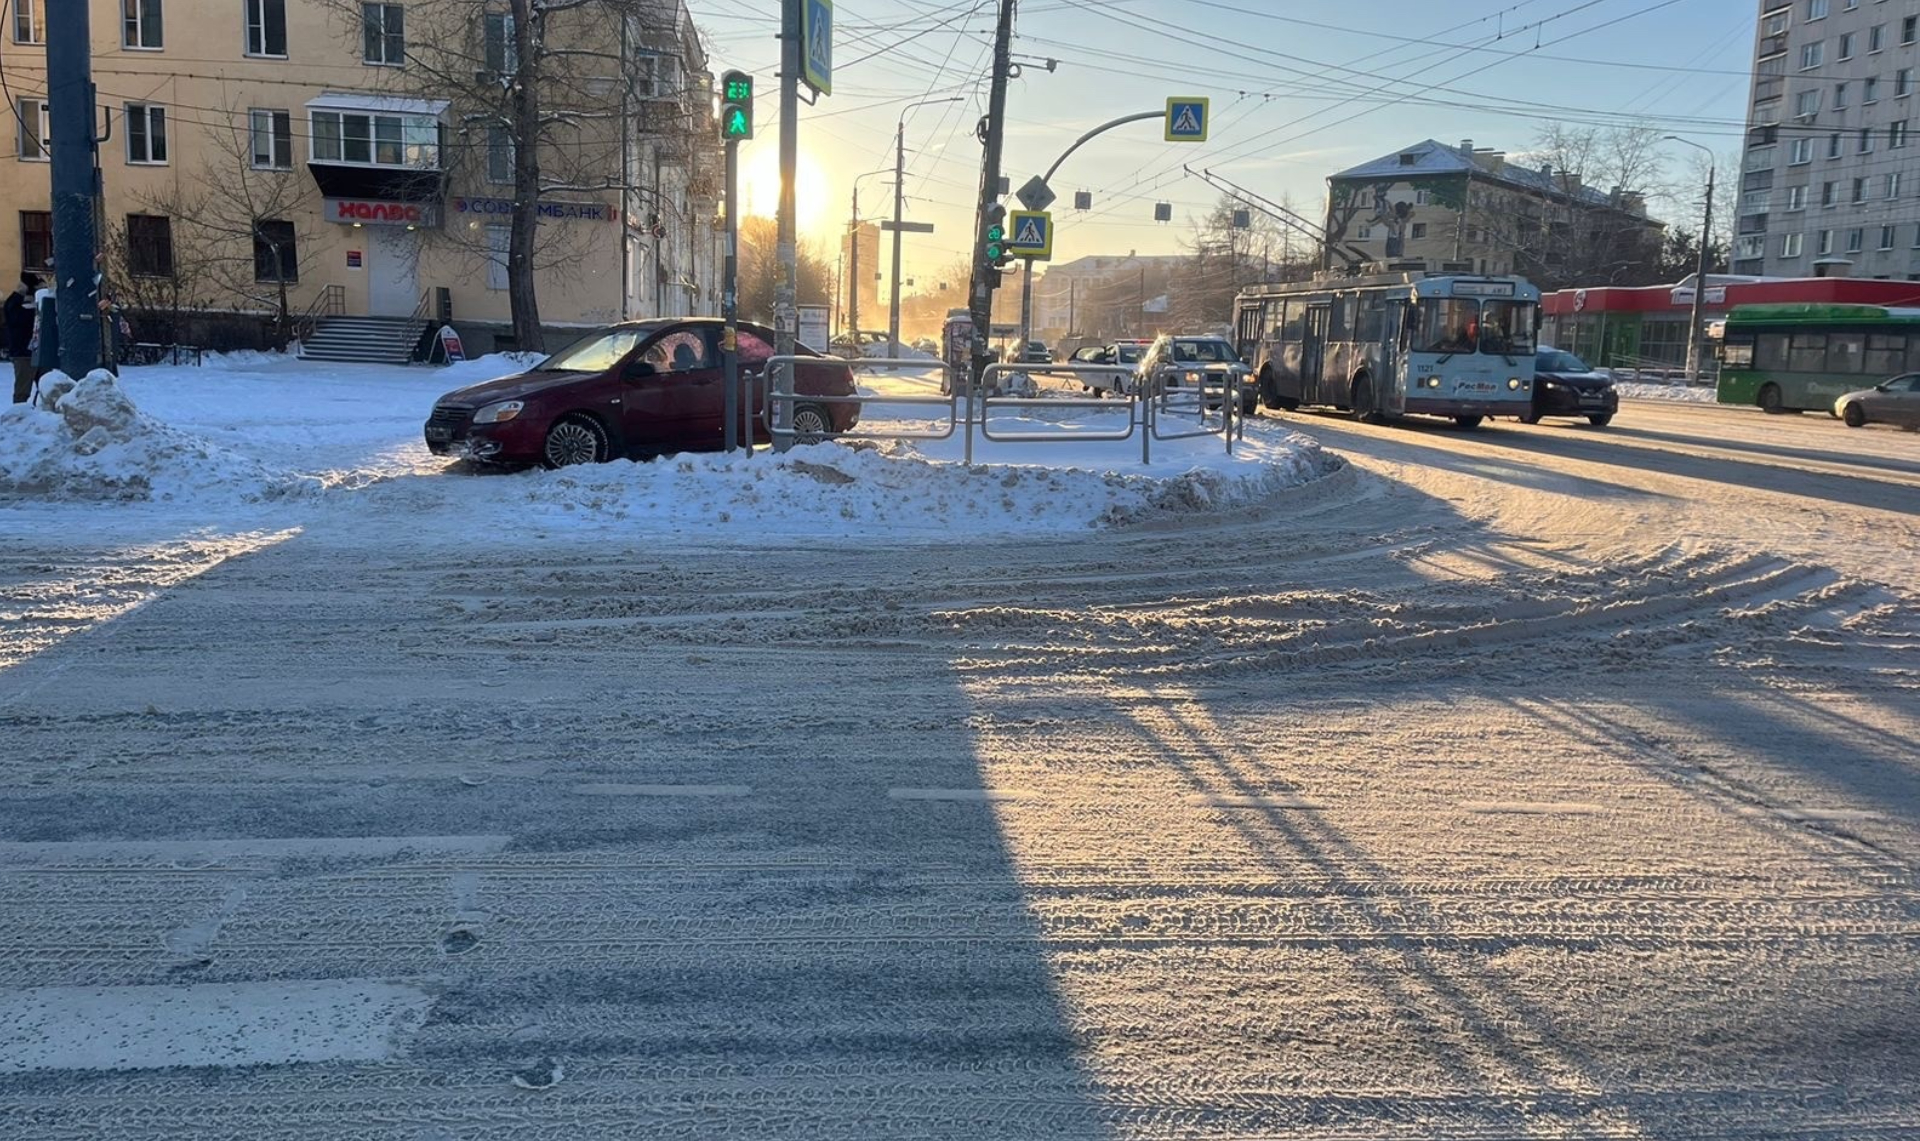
top-left (1, 0), bottom-right (721, 351)
top-left (1325, 139), bottom-right (1664, 289)
top-left (1736, 0), bottom-right (1920, 280)
top-left (1029, 254), bottom-right (1182, 345)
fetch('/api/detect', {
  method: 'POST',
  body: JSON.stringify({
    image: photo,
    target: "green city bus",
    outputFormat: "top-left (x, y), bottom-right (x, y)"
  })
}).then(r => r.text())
top-left (1718, 303), bottom-right (1920, 414)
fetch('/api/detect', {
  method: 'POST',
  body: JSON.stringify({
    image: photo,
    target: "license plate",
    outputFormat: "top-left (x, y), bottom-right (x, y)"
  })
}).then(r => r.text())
top-left (1578, 394), bottom-right (1605, 405)
top-left (425, 426), bottom-right (452, 442)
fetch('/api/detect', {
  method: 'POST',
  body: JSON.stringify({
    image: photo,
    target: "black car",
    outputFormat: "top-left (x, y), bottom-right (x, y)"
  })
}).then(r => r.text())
top-left (1524, 347), bottom-right (1618, 427)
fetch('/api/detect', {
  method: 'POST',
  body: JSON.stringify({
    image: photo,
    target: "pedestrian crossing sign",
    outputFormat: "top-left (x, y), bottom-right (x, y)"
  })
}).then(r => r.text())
top-left (1165, 97), bottom-right (1209, 142)
top-left (1008, 210), bottom-right (1053, 260)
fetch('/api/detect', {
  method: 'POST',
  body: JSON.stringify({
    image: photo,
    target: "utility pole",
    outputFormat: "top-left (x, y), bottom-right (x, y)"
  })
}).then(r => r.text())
top-left (47, 1), bottom-right (101, 378)
top-left (848, 184), bottom-right (861, 341)
top-left (967, 0), bottom-right (1017, 389)
top-left (1665, 135), bottom-right (1715, 385)
top-left (891, 123), bottom-right (905, 354)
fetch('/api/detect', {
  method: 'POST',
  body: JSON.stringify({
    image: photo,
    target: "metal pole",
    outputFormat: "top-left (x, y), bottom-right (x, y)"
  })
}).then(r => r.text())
top-left (1665, 135), bottom-right (1714, 385)
top-left (848, 184), bottom-right (860, 343)
top-left (774, 0), bottom-right (800, 445)
top-left (48, 0), bottom-right (101, 378)
top-left (966, 0), bottom-right (1017, 393)
top-left (1018, 259), bottom-right (1035, 365)
top-left (722, 139), bottom-right (741, 453)
top-left (890, 121), bottom-right (905, 354)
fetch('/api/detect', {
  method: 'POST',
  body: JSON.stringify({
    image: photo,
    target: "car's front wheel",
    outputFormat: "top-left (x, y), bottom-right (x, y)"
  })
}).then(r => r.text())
top-left (1518, 409), bottom-right (1542, 425)
top-left (542, 413), bottom-right (609, 469)
top-left (1842, 402), bottom-right (1867, 428)
top-left (1453, 414), bottom-right (1483, 429)
top-left (1588, 413), bottom-right (1613, 427)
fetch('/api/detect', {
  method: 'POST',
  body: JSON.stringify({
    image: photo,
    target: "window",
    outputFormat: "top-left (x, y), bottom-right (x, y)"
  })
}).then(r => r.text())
top-left (1892, 122), bottom-right (1909, 148)
top-left (1846, 226), bottom-right (1864, 252)
top-left (1839, 32), bottom-right (1855, 60)
top-left (484, 12), bottom-right (517, 75)
top-left (1411, 222), bottom-right (1427, 239)
top-left (1866, 77), bottom-right (1880, 103)
top-left (1791, 137), bottom-right (1814, 163)
top-left (20, 211), bottom-right (51, 271)
top-left (310, 110), bottom-right (435, 167)
top-left (1802, 41), bottom-right (1824, 69)
top-left (1880, 224), bottom-right (1896, 249)
top-left (1828, 331), bottom-right (1864, 370)
top-left (1829, 131), bottom-right (1843, 157)
top-left (1787, 184), bottom-right (1808, 210)
top-left (487, 224), bottom-right (510, 290)
top-left (250, 109), bottom-right (292, 169)
top-left (1833, 83), bottom-right (1847, 110)
top-left (122, 0), bottom-right (162, 49)
top-left (1783, 232), bottom-right (1805, 257)
top-left (1907, 15), bottom-right (1918, 44)
top-left (1823, 180), bottom-right (1837, 205)
top-left (362, 3), bottom-right (403, 66)
top-left (245, 0), bottom-right (286, 56)
top-left (1798, 89), bottom-right (1823, 115)
top-left (252, 219), bottom-right (297, 282)
top-left (1737, 235), bottom-right (1766, 259)
top-left (1414, 189), bottom-right (1431, 205)
top-left (1865, 332), bottom-right (1906, 373)
top-left (1871, 24), bottom-right (1885, 51)
top-left (1860, 126), bottom-right (1874, 153)
top-left (1356, 224), bottom-right (1373, 240)
top-left (125, 214), bottom-right (173, 277)
top-left (125, 103), bottom-right (167, 164)
top-left (486, 125), bottom-right (513, 183)
top-left (1819, 228), bottom-right (1834, 254)
top-left (1807, 0), bottom-right (1828, 16)
top-left (1790, 331), bottom-right (1828, 371)
top-left (1891, 172), bottom-right (1904, 197)
top-left (12, 0), bottom-right (42, 43)
top-left (1902, 70), bottom-right (1915, 98)
top-left (1853, 176), bottom-right (1867, 202)
top-left (15, 97), bottom-right (48, 160)
top-left (1765, 10), bottom-right (1791, 36)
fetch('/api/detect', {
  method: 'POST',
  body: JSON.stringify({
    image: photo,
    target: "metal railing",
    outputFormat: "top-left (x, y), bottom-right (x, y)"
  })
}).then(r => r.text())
top-left (290, 284), bottom-right (345, 345)
top-left (760, 356), bottom-right (1243, 464)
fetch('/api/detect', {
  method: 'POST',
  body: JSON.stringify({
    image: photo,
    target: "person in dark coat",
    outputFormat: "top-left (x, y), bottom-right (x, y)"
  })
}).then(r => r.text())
top-left (5, 272), bottom-right (35, 402)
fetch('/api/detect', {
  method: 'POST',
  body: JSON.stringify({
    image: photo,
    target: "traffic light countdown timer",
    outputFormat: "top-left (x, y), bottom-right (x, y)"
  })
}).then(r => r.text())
top-left (720, 70), bottom-right (753, 140)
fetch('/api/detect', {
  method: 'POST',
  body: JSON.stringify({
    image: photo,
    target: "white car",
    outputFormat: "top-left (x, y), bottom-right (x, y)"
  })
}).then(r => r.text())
top-left (1138, 335), bottom-right (1256, 413)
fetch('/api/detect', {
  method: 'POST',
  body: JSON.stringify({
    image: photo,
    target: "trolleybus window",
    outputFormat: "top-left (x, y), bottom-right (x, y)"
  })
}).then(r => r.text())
top-left (1418, 298), bottom-right (1480, 352)
top-left (1479, 299), bottom-right (1537, 354)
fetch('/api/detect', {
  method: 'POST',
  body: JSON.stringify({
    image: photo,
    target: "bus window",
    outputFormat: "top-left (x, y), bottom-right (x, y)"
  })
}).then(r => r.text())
top-left (1480, 300), bottom-right (1536, 354)
top-left (1788, 333), bottom-right (1827, 372)
top-left (1826, 332), bottom-right (1866, 373)
top-left (1358, 295), bottom-right (1384, 343)
top-left (1418, 298), bottom-right (1479, 352)
top-left (1865, 332), bottom-right (1906, 376)
top-left (1720, 336), bottom-right (1755, 368)
top-left (1754, 333), bottom-right (1789, 370)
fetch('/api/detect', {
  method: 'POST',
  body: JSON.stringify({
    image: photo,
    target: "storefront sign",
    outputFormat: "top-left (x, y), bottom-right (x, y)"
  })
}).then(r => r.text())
top-left (346, 250), bottom-right (363, 269)
top-left (325, 198), bottom-right (441, 227)
top-left (438, 325), bottom-right (465, 363)
top-left (451, 196), bottom-right (619, 223)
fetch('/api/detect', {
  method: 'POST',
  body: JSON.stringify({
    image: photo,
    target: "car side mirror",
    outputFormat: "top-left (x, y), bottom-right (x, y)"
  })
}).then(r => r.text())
top-left (625, 360), bottom-right (658, 380)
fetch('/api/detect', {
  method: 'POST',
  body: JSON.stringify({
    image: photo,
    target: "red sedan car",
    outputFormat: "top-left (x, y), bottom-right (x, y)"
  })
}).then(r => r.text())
top-left (424, 318), bottom-right (860, 467)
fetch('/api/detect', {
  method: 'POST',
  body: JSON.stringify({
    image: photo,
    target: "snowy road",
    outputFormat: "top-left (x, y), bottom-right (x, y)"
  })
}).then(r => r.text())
top-left (2, 394), bottom-right (1916, 1137)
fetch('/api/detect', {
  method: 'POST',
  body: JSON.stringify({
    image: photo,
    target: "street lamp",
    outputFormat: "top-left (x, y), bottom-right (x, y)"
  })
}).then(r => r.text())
top-left (1665, 135), bottom-right (1715, 385)
top-left (890, 95), bottom-right (965, 354)
top-left (847, 167), bottom-right (892, 341)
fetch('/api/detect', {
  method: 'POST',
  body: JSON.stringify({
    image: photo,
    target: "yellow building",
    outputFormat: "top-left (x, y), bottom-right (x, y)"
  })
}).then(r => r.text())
top-left (1, 0), bottom-right (722, 359)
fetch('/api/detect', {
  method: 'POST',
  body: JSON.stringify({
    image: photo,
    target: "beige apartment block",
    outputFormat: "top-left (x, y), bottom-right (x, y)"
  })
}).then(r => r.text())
top-left (0, 0), bottom-right (721, 352)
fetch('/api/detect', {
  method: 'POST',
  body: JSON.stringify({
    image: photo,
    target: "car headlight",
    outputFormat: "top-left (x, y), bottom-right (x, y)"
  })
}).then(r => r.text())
top-left (473, 400), bottom-right (524, 424)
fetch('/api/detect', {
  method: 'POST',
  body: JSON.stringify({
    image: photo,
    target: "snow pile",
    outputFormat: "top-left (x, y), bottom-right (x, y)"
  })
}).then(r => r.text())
top-left (1615, 381), bottom-right (1717, 404)
top-left (407, 429), bottom-right (1337, 540)
top-left (197, 348), bottom-right (293, 371)
top-left (0, 371), bottom-right (320, 503)
top-left (861, 342), bottom-right (937, 362)
top-left (434, 352), bottom-right (545, 388)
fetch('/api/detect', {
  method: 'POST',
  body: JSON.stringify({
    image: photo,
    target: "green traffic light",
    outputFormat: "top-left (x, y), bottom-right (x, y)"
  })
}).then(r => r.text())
top-left (724, 108), bottom-right (750, 138)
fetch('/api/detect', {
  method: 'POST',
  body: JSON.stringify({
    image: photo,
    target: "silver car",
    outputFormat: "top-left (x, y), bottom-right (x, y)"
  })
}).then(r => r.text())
top-left (1835, 374), bottom-right (1920, 428)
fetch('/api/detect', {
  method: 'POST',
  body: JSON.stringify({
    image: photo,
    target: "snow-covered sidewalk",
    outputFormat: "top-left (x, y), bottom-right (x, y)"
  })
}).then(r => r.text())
top-left (0, 355), bottom-right (1337, 543)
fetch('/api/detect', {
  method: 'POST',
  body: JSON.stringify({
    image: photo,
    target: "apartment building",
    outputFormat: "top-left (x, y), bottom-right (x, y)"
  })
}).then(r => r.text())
top-left (0, 0), bottom-right (721, 353)
top-left (1324, 139), bottom-right (1664, 289)
top-left (1738, 0), bottom-right (1920, 278)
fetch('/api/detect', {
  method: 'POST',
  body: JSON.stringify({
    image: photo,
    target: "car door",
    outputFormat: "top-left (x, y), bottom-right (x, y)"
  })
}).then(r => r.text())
top-left (622, 326), bottom-right (723, 449)
top-left (1884, 375), bottom-right (1920, 426)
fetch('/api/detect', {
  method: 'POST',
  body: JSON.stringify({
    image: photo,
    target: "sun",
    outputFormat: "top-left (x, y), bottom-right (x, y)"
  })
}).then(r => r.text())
top-left (740, 148), bottom-right (831, 238)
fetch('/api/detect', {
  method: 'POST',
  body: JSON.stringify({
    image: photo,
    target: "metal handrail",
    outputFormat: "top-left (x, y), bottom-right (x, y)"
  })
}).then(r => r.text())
top-left (761, 356), bottom-right (961, 448)
top-left (290, 283), bottom-right (345, 344)
top-left (409, 289), bottom-right (435, 326)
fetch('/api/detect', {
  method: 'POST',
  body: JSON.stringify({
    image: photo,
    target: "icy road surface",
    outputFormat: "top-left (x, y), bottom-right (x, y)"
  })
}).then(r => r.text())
top-left (1, 394), bottom-right (1917, 1138)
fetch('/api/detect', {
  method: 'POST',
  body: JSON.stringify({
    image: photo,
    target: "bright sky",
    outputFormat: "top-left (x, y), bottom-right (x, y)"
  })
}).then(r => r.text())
top-left (695, 0), bottom-right (1753, 288)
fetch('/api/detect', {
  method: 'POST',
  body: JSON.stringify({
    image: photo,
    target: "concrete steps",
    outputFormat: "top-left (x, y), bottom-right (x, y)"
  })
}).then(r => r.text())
top-left (299, 316), bottom-right (428, 365)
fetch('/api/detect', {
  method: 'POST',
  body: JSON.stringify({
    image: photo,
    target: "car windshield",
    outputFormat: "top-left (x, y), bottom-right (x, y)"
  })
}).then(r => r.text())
top-left (538, 328), bottom-right (649, 372)
top-left (1536, 349), bottom-right (1592, 373)
top-left (1479, 300), bottom-right (1537, 355)
top-left (1115, 344), bottom-right (1146, 363)
top-left (1172, 339), bottom-right (1241, 364)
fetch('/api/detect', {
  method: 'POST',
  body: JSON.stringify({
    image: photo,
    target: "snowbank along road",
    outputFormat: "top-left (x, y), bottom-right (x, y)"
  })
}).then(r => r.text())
top-left (1, 388), bottom-right (1916, 1138)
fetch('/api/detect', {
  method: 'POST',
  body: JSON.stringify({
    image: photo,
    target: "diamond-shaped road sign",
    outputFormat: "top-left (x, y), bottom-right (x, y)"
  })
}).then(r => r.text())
top-left (1165, 96), bottom-right (1209, 142)
top-left (1008, 210), bottom-right (1052, 261)
top-left (1015, 175), bottom-right (1055, 213)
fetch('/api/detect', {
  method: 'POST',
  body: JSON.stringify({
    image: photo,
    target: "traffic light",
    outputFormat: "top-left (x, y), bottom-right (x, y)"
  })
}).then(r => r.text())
top-left (981, 201), bottom-right (1013, 268)
top-left (720, 69), bottom-right (753, 140)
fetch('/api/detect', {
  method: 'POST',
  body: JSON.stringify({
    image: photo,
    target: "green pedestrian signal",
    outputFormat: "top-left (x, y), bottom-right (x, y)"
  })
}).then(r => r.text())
top-left (719, 69), bottom-right (754, 141)
top-left (982, 203), bottom-right (1012, 267)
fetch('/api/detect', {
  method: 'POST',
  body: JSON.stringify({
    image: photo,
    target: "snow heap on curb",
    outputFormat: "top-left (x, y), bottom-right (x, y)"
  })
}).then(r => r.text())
top-left (0, 371), bottom-right (321, 503)
top-left (1615, 381), bottom-right (1717, 404)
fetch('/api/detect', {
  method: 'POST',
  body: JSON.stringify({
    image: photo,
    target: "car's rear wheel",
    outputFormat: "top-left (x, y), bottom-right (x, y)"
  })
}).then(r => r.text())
top-left (790, 402), bottom-right (834, 445)
top-left (1453, 414), bottom-right (1483, 429)
top-left (1588, 413), bottom-right (1613, 427)
top-left (1758, 382), bottom-right (1787, 414)
top-left (542, 413), bottom-right (609, 469)
top-left (1842, 402), bottom-right (1867, 428)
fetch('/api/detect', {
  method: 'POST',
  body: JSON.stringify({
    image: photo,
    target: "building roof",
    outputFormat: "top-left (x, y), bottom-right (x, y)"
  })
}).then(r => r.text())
top-left (1331, 139), bottom-right (1627, 212)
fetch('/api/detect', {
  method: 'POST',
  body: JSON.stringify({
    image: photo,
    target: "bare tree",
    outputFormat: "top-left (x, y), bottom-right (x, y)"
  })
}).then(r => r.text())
top-left (1491, 123), bottom-right (1669, 289)
top-left (736, 216), bottom-right (830, 323)
top-left (1173, 194), bottom-right (1300, 329)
